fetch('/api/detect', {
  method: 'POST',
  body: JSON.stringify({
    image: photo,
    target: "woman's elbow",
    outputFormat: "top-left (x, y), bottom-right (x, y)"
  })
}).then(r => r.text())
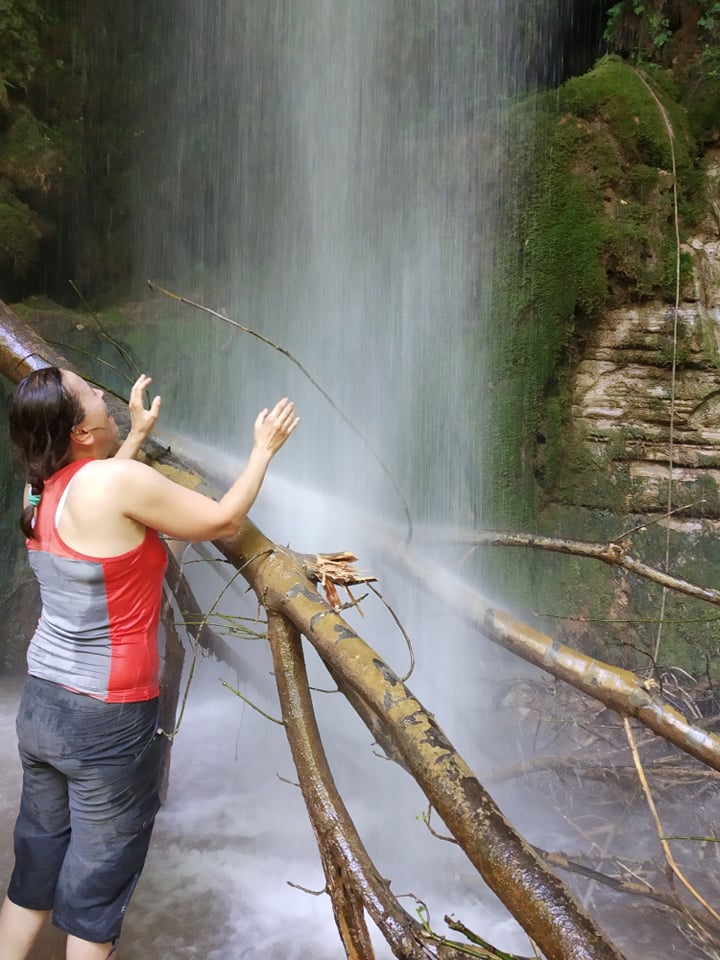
top-left (205, 513), bottom-right (245, 541)
top-left (178, 503), bottom-right (247, 542)
top-left (214, 519), bottom-right (241, 540)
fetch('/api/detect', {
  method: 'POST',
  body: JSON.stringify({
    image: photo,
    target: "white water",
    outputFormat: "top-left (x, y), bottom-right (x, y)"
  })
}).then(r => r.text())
top-left (114, 0), bottom-right (558, 933)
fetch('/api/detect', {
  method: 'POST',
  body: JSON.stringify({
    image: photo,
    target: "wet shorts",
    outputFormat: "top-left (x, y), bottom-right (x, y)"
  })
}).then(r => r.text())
top-left (7, 676), bottom-right (165, 944)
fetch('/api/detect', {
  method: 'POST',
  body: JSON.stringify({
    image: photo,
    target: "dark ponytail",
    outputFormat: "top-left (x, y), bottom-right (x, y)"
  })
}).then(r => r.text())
top-left (8, 367), bottom-right (85, 539)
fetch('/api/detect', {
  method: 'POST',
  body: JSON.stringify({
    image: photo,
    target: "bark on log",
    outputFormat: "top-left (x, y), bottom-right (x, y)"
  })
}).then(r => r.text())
top-left (0, 302), bottom-right (627, 960)
top-left (267, 611), bottom-right (460, 960)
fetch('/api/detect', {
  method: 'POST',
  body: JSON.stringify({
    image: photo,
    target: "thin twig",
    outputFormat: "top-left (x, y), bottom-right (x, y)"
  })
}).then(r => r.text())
top-left (367, 582), bottom-right (415, 682)
top-left (170, 549), bottom-right (274, 736)
top-left (69, 280), bottom-right (141, 379)
top-left (219, 678), bottom-right (284, 725)
top-left (629, 68), bottom-right (682, 664)
top-left (623, 717), bottom-right (720, 925)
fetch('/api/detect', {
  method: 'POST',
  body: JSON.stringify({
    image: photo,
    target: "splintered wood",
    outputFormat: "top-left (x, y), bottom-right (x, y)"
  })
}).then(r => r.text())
top-left (304, 551), bottom-right (376, 613)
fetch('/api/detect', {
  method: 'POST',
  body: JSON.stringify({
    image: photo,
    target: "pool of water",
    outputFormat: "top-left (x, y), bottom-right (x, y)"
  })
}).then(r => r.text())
top-left (0, 668), bottom-right (528, 960)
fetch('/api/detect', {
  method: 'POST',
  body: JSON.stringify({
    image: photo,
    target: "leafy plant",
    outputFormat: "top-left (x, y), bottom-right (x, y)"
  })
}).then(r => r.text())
top-left (0, 0), bottom-right (49, 88)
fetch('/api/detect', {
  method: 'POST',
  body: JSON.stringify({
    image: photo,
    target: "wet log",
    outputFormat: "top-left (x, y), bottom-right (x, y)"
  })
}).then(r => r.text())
top-left (266, 611), bottom-right (465, 960)
top-left (216, 526), bottom-right (626, 960)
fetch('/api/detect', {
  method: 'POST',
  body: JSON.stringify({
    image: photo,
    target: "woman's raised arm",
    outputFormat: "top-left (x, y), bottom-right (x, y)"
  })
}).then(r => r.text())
top-left (110, 397), bottom-right (299, 541)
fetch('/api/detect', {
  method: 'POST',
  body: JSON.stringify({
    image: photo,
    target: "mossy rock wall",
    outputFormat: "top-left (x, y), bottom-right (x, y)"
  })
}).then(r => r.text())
top-left (488, 56), bottom-right (706, 521)
top-left (479, 52), bottom-right (720, 679)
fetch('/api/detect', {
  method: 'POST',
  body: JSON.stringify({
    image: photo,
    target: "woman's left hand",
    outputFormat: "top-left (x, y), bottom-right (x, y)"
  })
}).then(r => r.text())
top-left (128, 374), bottom-right (162, 441)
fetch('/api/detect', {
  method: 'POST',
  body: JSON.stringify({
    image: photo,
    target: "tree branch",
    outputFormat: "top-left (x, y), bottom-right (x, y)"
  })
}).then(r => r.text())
top-left (415, 527), bottom-right (720, 608)
top-left (0, 301), bottom-right (628, 960)
top-left (266, 611), bottom-right (446, 959)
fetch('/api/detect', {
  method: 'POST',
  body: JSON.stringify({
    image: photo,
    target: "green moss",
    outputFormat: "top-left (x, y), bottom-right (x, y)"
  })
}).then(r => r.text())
top-left (0, 0), bottom-right (48, 90)
top-left (560, 59), bottom-right (693, 174)
top-left (0, 193), bottom-right (41, 274)
top-left (604, 2), bottom-right (720, 145)
top-left (0, 106), bottom-right (85, 201)
top-left (484, 55), bottom-right (704, 526)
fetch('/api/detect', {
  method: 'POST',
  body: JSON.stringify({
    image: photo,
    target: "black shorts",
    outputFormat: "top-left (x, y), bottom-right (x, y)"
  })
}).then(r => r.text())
top-left (8, 677), bottom-right (164, 943)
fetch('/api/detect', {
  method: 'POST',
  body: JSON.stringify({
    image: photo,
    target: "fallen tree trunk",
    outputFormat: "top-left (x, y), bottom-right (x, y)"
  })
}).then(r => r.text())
top-left (0, 301), bottom-right (628, 960)
top-left (383, 539), bottom-right (720, 773)
top-left (266, 610), bottom-right (475, 960)
top-left (1, 303), bottom-right (714, 768)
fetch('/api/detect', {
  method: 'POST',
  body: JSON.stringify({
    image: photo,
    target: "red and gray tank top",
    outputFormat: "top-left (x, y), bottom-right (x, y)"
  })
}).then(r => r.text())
top-left (25, 458), bottom-right (168, 703)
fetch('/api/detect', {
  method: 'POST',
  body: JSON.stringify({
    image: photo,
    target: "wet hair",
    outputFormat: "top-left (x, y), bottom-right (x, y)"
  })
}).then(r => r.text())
top-left (8, 367), bottom-right (85, 539)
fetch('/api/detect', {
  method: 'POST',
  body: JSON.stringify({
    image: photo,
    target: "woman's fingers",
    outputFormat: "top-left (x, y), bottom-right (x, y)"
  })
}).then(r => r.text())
top-left (254, 399), bottom-right (299, 452)
top-left (128, 374), bottom-right (161, 432)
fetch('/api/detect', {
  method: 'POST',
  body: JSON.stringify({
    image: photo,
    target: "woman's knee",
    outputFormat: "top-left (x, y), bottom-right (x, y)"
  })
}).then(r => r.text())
top-left (65, 934), bottom-right (115, 960)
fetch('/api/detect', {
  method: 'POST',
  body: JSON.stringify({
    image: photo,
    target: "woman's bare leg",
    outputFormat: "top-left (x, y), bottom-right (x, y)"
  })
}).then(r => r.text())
top-left (0, 896), bottom-right (50, 960)
top-left (65, 936), bottom-right (115, 960)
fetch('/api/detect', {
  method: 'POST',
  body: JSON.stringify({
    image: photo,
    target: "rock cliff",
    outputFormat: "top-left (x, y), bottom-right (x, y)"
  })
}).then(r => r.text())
top-left (571, 154), bottom-right (720, 525)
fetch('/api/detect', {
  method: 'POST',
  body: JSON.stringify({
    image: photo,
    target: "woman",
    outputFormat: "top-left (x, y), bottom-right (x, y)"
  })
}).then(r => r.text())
top-left (0, 367), bottom-right (298, 960)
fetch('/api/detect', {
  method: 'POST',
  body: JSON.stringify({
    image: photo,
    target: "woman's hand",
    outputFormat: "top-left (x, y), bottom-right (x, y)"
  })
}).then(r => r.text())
top-left (129, 374), bottom-right (162, 439)
top-left (115, 374), bottom-right (162, 459)
top-left (253, 398), bottom-right (299, 459)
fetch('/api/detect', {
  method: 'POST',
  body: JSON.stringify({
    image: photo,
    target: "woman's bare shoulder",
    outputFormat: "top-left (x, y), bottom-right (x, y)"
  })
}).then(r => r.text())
top-left (71, 456), bottom-right (156, 492)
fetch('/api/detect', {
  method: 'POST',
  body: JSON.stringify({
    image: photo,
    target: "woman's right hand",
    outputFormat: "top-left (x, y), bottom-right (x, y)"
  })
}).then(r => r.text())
top-left (253, 398), bottom-right (299, 458)
top-left (114, 373), bottom-right (162, 459)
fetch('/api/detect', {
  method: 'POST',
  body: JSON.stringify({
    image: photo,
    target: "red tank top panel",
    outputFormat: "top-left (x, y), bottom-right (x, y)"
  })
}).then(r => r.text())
top-left (26, 458), bottom-right (168, 703)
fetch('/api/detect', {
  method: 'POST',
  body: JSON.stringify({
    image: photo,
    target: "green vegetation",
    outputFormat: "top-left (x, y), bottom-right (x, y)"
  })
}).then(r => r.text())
top-left (485, 56), bottom-right (703, 528)
top-left (479, 33), bottom-right (720, 676)
top-left (604, 1), bottom-right (720, 142)
top-left (0, 107), bottom-right (85, 199)
top-left (0, 0), bottom-right (152, 301)
top-left (0, 0), bottom-right (49, 90)
top-left (0, 190), bottom-right (42, 275)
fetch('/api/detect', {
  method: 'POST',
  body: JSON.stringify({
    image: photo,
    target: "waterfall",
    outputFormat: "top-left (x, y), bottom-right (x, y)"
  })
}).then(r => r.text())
top-left (133, 1), bottom-right (565, 529)
top-left (133, 3), bottom-right (564, 956)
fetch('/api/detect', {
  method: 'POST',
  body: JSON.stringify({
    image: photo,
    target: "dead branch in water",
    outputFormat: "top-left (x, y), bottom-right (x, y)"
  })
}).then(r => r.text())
top-left (415, 526), bottom-right (720, 608)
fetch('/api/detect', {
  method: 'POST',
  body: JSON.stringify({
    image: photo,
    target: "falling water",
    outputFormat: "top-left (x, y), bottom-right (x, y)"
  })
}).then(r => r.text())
top-left (120, 5), bottom-right (562, 956)
top-left (132, 1), bottom-right (563, 528)
top-left (2, 3), bottom-right (671, 958)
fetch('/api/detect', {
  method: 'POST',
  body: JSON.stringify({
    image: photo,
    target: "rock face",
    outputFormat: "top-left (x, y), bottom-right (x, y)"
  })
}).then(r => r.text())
top-left (572, 153), bottom-right (720, 521)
